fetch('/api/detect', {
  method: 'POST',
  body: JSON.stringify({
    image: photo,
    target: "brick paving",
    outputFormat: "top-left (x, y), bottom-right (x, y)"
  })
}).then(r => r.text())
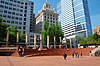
top-left (0, 56), bottom-right (100, 66)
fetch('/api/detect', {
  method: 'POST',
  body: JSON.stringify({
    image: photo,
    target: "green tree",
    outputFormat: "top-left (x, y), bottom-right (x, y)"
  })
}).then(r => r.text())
top-left (77, 33), bottom-right (100, 45)
top-left (42, 19), bottom-right (49, 44)
top-left (87, 35), bottom-right (96, 44)
top-left (42, 19), bottom-right (64, 45)
top-left (55, 21), bottom-right (64, 44)
top-left (7, 26), bottom-right (25, 43)
top-left (0, 18), bottom-right (8, 42)
top-left (77, 37), bottom-right (87, 45)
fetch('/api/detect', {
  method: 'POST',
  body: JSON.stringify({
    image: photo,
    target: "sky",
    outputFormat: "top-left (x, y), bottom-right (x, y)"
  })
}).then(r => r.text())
top-left (32, 0), bottom-right (100, 30)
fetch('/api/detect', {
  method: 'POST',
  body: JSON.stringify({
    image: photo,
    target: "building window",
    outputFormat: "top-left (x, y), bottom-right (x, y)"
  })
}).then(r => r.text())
top-left (19, 18), bottom-right (22, 20)
top-left (4, 10), bottom-right (7, 13)
top-left (21, 2), bottom-right (24, 4)
top-left (31, 6), bottom-right (33, 9)
top-left (0, 5), bottom-right (4, 8)
top-left (1, 1), bottom-right (4, 4)
top-left (8, 15), bottom-right (11, 18)
top-left (21, 6), bottom-right (23, 8)
top-left (31, 11), bottom-right (33, 13)
top-left (18, 26), bottom-right (21, 29)
top-left (3, 20), bottom-right (6, 22)
top-left (12, 16), bottom-right (14, 19)
top-left (13, 8), bottom-right (16, 10)
top-left (5, 2), bottom-right (8, 5)
top-left (53, 18), bottom-right (55, 20)
top-left (23, 26), bottom-right (25, 30)
top-left (44, 16), bottom-right (46, 18)
top-left (16, 13), bottom-right (19, 16)
top-left (24, 10), bottom-right (27, 13)
top-left (56, 18), bottom-right (57, 20)
top-left (5, 6), bottom-right (8, 9)
top-left (9, 3), bottom-right (12, 6)
top-left (9, 7), bottom-right (12, 10)
top-left (11, 21), bottom-right (14, 23)
top-left (20, 10), bottom-right (23, 12)
top-left (20, 14), bottom-right (22, 16)
top-left (31, 2), bottom-right (34, 5)
top-left (8, 12), bottom-right (11, 14)
top-left (24, 18), bottom-right (26, 21)
top-left (23, 31), bottom-right (25, 34)
top-left (25, 6), bottom-right (27, 9)
top-left (25, 3), bottom-right (27, 5)
top-left (0, 14), bottom-right (2, 17)
top-left (7, 20), bottom-right (10, 23)
top-left (19, 22), bottom-right (22, 25)
top-left (15, 21), bottom-right (18, 24)
top-left (17, 1), bottom-right (20, 4)
top-left (16, 9), bottom-right (19, 11)
top-left (14, 0), bottom-right (16, 3)
top-left (10, 0), bottom-right (13, 2)
top-left (3, 15), bottom-right (6, 18)
top-left (13, 4), bottom-right (16, 7)
top-left (24, 14), bottom-right (26, 17)
top-left (16, 17), bottom-right (18, 20)
top-left (24, 22), bottom-right (26, 25)
top-left (12, 12), bottom-right (15, 15)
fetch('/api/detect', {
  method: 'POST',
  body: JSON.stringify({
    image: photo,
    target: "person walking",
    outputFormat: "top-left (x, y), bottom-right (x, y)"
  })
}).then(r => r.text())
top-left (72, 50), bottom-right (75, 58)
top-left (80, 52), bottom-right (82, 58)
top-left (22, 47), bottom-right (25, 57)
top-left (63, 53), bottom-right (67, 60)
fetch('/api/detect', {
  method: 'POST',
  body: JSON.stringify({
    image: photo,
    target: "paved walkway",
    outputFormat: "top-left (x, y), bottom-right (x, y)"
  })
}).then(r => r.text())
top-left (0, 56), bottom-right (100, 66)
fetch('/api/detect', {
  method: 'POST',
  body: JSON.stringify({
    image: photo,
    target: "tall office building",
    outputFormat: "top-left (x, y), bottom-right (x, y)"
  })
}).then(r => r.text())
top-left (36, 1), bottom-right (59, 33)
top-left (0, 0), bottom-right (36, 44)
top-left (57, 0), bottom-right (92, 47)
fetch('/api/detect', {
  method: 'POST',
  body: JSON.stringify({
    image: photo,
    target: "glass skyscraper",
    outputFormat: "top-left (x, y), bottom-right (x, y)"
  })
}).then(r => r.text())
top-left (57, 0), bottom-right (92, 47)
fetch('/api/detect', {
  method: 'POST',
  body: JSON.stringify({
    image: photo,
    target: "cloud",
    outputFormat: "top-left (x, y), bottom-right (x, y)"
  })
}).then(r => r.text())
top-left (90, 14), bottom-right (100, 29)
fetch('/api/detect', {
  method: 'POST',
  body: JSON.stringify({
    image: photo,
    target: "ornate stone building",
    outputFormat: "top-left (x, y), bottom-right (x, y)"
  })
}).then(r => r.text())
top-left (36, 1), bottom-right (59, 33)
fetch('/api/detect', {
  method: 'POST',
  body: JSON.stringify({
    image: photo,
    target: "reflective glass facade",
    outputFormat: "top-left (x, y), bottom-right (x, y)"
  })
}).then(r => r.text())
top-left (57, 0), bottom-right (92, 37)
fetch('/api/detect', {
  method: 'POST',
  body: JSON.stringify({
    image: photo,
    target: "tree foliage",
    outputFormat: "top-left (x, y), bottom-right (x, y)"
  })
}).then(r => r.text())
top-left (42, 19), bottom-right (64, 45)
top-left (0, 18), bottom-right (8, 42)
top-left (42, 19), bottom-right (49, 44)
top-left (7, 26), bottom-right (25, 43)
top-left (77, 33), bottom-right (100, 45)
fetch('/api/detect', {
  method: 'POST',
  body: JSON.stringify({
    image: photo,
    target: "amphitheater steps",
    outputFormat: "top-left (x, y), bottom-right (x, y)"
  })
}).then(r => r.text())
top-left (25, 48), bottom-right (94, 57)
top-left (11, 48), bottom-right (94, 57)
top-left (11, 48), bottom-right (21, 57)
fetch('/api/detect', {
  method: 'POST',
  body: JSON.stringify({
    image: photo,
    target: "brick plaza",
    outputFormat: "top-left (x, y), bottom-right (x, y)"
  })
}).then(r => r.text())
top-left (0, 56), bottom-right (100, 66)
